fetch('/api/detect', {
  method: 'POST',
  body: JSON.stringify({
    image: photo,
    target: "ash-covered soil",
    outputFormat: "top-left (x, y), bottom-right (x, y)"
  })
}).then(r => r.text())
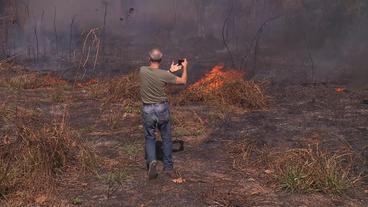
top-left (0, 72), bottom-right (367, 206)
top-left (65, 85), bottom-right (368, 207)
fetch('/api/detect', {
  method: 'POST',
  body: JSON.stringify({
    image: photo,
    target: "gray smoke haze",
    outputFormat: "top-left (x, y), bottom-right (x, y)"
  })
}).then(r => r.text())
top-left (2, 0), bottom-right (368, 85)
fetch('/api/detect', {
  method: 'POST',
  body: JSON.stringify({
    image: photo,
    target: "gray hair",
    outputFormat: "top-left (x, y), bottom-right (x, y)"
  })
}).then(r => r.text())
top-left (149, 48), bottom-right (163, 62)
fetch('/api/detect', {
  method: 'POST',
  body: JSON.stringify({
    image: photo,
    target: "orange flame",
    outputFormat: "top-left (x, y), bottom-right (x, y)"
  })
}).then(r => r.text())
top-left (188, 65), bottom-right (243, 94)
top-left (43, 75), bottom-right (67, 86)
top-left (77, 79), bottom-right (98, 88)
top-left (335, 87), bottom-right (346, 93)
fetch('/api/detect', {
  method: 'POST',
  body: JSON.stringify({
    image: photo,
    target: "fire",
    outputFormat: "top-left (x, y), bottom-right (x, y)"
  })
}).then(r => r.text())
top-left (43, 74), bottom-right (67, 86)
top-left (77, 79), bottom-right (98, 88)
top-left (188, 65), bottom-right (243, 94)
top-left (180, 64), bottom-right (267, 109)
top-left (335, 87), bottom-right (346, 93)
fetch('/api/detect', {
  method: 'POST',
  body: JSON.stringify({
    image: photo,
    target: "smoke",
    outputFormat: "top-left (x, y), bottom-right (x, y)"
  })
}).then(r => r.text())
top-left (3, 0), bottom-right (368, 85)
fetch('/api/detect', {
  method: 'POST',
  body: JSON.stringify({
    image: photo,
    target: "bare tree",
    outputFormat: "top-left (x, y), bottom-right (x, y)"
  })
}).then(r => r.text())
top-left (69, 15), bottom-right (77, 63)
top-left (53, 7), bottom-right (58, 56)
top-left (101, 1), bottom-right (108, 63)
top-left (239, 14), bottom-right (283, 79)
top-left (33, 25), bottom-right (38, 63)
top-left (222, 0), bottom-right (236, 68)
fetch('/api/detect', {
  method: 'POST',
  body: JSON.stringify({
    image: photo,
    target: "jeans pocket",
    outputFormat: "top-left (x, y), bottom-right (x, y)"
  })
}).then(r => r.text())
top-left (158, 107), bottom-right (170, 123)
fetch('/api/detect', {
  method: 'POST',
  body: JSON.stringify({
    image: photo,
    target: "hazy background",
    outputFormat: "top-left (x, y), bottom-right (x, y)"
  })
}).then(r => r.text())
top-left (2, 0), bottom-right (368, 85)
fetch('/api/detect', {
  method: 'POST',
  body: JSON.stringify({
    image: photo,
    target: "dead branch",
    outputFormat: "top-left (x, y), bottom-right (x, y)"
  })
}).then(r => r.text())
top-left (299, 1), bottom-right (315, 85)
top-left (101, 2), bottom-right (108, 63)
top-left (53, 7), bottom-right (58, 56)
top-left (240, 15), bottom-right (283, 78)
top-left (222, 0), bottom-right (236, 69)
top-left (70, 28), bottom-right (101, 89)
top-left (33, 26), bottom-right (39, 63)
top-left (69, 15), bottom-right (77, 63)
top-left (79, 28), bottom-right (101, 80)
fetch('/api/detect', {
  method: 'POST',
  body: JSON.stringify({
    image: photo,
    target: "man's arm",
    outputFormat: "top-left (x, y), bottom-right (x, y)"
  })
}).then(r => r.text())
top-left (175, 59), bottom-right (188, 85)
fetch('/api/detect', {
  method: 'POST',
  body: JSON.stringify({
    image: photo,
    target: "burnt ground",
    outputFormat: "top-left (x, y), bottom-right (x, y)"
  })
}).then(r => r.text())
top-left (0, 74), bottom-right (367, 206)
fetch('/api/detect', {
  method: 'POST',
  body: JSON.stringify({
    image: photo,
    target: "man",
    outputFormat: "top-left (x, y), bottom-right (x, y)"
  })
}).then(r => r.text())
top-left (139, 48), bottom-right (188, 180)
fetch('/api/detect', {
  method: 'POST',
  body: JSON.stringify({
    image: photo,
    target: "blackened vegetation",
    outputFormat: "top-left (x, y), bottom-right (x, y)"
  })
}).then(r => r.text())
top-left (0, 60), bottom-right (367, 206)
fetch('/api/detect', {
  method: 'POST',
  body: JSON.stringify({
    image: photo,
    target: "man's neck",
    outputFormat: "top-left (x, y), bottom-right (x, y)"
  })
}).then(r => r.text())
top-left (149, 63), bottom-right (160, 69)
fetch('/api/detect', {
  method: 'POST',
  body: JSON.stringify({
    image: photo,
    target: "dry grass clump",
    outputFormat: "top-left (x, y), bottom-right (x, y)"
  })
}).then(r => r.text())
top-left (104, 72), bottom-right (139, 104)
top-left (6, 73), bottom-right (67, 90)
top-left (86, 72), bottom-right (140, 105)
top-left (177, 65), bottom-right (268, 109)
top-left (0, 61), bottom-right (12, 71)
top-left (0, 60), bottom-right (67, 90)
top-left (269, 145), bottom-right (360, 194)
top-left (7, 73), bottom-right (42, 89)
top-left (202, 186), bottom-right (254, 207)
top-left (229, 139), bottom-right (269, 170)
top-left (0, 105), bottom-right (97, 200)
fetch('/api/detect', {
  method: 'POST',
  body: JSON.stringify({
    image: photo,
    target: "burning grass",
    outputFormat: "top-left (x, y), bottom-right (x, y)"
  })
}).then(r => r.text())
top-left (0, 104), bottom-right (97, 202)
top-left (83, 65), bottom-right (268, 113)
top-left (177, 65), bottom-right (268, 110)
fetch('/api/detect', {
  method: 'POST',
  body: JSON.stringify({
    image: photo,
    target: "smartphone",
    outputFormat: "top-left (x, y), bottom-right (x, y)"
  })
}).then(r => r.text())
top-left (177, 59), bottom-right (184, 66)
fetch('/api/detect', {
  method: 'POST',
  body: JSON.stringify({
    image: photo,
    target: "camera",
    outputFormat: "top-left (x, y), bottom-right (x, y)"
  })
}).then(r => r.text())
top-left (177, 59), bottom-right (184, 66)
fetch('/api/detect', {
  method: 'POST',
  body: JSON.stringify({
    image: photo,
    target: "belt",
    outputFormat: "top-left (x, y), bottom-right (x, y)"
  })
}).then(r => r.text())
top-left (142, 101), bottom-right (168, 106)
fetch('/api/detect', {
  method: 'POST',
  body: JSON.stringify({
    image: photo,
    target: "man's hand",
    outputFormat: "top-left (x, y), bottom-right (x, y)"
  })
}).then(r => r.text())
top-left (182, 58), bottom-right (188, 69)
top-left (169, 62), bottom-right (182, 73)
top-left (175, 58), bottom-right (188, 85)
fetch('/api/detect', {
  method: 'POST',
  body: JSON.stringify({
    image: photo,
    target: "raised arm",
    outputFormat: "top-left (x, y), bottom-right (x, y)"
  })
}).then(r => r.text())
top-left (174, 59), bottom-right (188, 85)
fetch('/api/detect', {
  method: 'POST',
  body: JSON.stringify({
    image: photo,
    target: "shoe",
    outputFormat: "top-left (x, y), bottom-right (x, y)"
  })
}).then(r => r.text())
top-left (147, 160), bottom-right (158, 180)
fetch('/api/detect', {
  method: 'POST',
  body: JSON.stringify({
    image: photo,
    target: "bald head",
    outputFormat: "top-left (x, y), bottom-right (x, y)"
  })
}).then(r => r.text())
top-left (149, 48), bottom-right (163, 63)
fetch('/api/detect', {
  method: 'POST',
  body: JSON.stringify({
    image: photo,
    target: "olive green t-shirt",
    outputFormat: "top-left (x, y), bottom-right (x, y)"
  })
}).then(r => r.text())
top-left (139, 66), bottom-right (177, 104)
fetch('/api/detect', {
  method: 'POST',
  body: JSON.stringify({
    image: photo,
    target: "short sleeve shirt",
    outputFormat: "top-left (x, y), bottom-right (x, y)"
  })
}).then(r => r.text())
top-left (139, 66), bottom-right (177, 104)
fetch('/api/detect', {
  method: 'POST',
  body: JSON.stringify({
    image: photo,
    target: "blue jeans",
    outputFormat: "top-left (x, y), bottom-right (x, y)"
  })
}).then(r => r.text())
top-left (142, 102), bottom-right (173, 171)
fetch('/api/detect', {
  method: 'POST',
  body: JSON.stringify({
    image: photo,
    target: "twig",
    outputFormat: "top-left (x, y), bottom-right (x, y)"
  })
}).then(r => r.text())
top-left (81, 28), bottom-right (101, 79)
top-left (71, 28), bottom-right (100, 89)
top-left (190, 109), bottom-right (205, 125)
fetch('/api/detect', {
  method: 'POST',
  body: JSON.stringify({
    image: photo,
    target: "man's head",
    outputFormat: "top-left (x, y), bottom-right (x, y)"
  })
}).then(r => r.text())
top-left (149, 48), bottom-right (163, 64)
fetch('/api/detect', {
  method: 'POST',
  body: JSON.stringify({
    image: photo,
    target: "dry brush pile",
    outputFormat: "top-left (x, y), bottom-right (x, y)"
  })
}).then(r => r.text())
top-left (177, 65), bottom-right (268, 110)
top-left (85, 72), bottom-right (140, 106)
top-left (84, 65), bottom-right (268, 111)
top-left (0, 105), bottom-right (97, 202)
top-left (0, 62), bottom-right (67, 90)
